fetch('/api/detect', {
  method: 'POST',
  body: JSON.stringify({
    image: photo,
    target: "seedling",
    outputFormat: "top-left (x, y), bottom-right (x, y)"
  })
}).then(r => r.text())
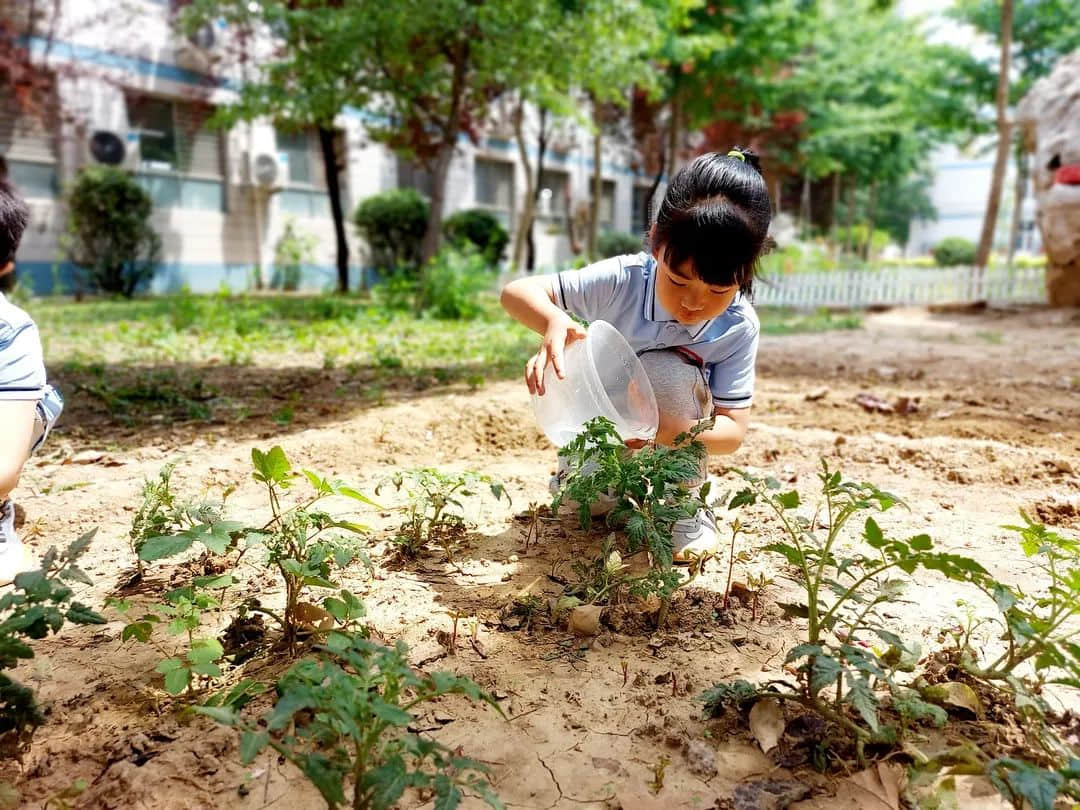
top-left (377, 468), bottom-right (509, 564)
top-left (553, 417), bottom-right (714, 623)
top-left (196, 632), bottom-right (503, 810)
top-left (0, 531), bottom-right (105, 758)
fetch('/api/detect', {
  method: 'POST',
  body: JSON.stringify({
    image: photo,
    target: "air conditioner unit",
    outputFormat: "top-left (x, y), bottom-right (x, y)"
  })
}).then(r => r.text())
top-left (87, 130), bottom-right (141, 171)
top-left (244, 150), bottom-right (286, 190)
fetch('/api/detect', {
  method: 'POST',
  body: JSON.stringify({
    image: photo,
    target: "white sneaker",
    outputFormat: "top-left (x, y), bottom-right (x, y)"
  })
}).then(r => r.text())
top-left (549, 456), bottom-right (617, 517)
top-left (0, 500), bottom-right (34, 587)
top-left (672, 508), bottom-right (719, 564)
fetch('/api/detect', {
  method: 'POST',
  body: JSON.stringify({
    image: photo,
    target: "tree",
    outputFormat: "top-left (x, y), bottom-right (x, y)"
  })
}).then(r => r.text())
top-left (974, 0), bottom-right (1013, 270)
top-left (178, 0), bottom-right (356, 293)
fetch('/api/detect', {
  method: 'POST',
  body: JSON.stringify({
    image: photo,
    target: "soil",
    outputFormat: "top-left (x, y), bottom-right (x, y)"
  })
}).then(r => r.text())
top-left (5, 306), bottom-right (1080, 809)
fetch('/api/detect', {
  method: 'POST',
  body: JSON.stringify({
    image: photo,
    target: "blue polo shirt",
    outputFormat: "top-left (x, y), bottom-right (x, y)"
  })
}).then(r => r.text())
top-left (551, 252), bottom-right (759, 409)
top-left (0, 292), bottom-right (46, 402)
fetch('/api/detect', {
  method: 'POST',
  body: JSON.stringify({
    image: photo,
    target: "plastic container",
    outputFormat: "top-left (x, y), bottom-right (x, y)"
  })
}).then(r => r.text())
top-left (531, 320), bottom-right (658, 447)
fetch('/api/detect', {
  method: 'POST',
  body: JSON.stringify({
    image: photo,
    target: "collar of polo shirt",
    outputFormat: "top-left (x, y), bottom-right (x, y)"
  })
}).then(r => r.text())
top-left (642, 257), bottom-right (716, 341)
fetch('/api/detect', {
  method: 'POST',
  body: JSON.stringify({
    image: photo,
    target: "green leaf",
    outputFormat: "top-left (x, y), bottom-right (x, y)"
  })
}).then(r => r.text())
top-left (864, 517), bottom-right (885, 548)
top-left (164, 665), bottom-right (191, 695)
top-left (139, 533), bottom-right (195, 562)
top-left (989, 759), bottom-right (1063, 810)
top-left (66, 528), bottom-right (97, 559)
top-left (302, 469), bottom-right (333, 495)
top-left (297, 753), bottom-right (347, 807)
top-left (66, 603), bottom-right (106, 625)
top-left (810, 655), bottom-right (844, 696)
top-left (778, 601), bottom-right (810, 619)
top-left (193, 705), bottom-right (235, 725)
top-left (909, 534), bottom-right (932, 551)
top-left (188, 638), bottom-right (225, 666)
top-left (192, 574), bottom-right (237, 589)
top-left (252, 446), bottom-right (292, 486)
top-left (785, 643), bottom-right (825, 663)
top-left (239, 730), bottom-right (269, 764)
top-left (337, 485), bottom-right (381, 508)
top-left (776, 491), bottom-right (800, 510)
top-left (728, 489), bottom-right (757, 509)
top-left (845, 674), bottom-right (880, 732)
top-left (62, 565), bottom-right (94, 586)
top-left (371, 700), bottom-right (413, 727)
top-left (122, 621), bottom-right (155, 643)
top-left (156, 657), bottom-right (184, 674)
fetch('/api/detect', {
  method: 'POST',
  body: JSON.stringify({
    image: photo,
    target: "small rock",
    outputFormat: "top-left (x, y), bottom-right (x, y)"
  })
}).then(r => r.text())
top-left (804, 387), bottom-right (829, 402)
top-left (508, 554), bottom-right (519, 563)
top-left (833, 435), bottom-right (846, 446)
top-left (684, 739), bottom-right (718, 778)
top-left (733, 778), bottom-right (811, 810)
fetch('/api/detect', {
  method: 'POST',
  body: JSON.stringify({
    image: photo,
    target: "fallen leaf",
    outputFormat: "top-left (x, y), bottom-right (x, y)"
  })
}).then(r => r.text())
top-left (839, 763), bottom-right (905, 809)
top-left (748, 698), bottom-right (784, 753)
top-left (805, 387), bottom-right (829, 402)
top-left (591, 756), bottom-right (622, 775)
top-left (67, 449), bottom-right (107, 465)
top-left (293, 602), bottom-right (334, 632)
top-left (922, 682), bottom-right (985, 719)
top-left (568, 604), bottom-right (602, 637)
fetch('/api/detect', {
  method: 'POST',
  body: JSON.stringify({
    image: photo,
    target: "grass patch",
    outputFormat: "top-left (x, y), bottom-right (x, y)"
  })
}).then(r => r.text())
top-left (757, 307), bottom-right (862, 336)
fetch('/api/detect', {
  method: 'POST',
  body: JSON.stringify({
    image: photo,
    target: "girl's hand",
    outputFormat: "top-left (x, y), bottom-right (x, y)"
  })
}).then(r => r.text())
top-left (526, 313), bottom-right (587, 395)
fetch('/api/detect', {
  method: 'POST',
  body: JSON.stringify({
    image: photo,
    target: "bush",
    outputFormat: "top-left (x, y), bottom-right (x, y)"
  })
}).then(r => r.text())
top-left (272, 219), bottom-right (317, 291)
top-left (443, 209), bottom-right (509, 264)
top-left (418, 247), bottom-right (495, 320)
top-left (596, 230), bottom-right (644, 258)
top-left (932, 236), bottom-right (977, 267)
top-left (354, 189), bottom-right (430, 276)
top-left (64, 167), bottom-right (161, 297)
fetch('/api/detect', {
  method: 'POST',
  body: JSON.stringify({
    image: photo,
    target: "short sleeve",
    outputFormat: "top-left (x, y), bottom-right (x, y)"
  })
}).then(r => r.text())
top-left (0, 316), bottom-right (46, 402)
top-left (707, 325), bottom-right (758, 409)
top-left (551, 256), bottom-right (631, 323)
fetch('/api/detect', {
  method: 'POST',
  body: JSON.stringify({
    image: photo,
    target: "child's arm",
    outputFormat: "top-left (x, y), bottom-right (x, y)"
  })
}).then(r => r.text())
top-left (500, 276), bottom-right (587, 396)
top-left (0, 401), bottom-right (37, 499)
top-left (654, 406), bottom-right (749, 454)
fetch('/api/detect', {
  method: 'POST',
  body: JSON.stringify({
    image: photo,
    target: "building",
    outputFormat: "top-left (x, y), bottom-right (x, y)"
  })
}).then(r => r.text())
top-left (1, 0), bottom-right (660, 294)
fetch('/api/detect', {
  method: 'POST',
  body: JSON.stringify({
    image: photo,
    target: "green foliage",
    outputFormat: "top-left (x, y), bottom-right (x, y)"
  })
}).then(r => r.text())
top-left (712, 462), bottom-right (987, 762)
top-left (354, 189), bottom-right (430, 275)
top-left (595, 231), bottom-right (644, 258)
top-left (377, 468), bottom-right (508, 563)
top-left (63, 166), bottom-right (161, 297)
top-left (272, 219), bottom-right (317, 291)
top-left (442, 210), bottom-right (509, 265)
top-left (196, 632), bottom-right (503, 810)
top-left (988, 757), bottom-right (1080, 810)
top-left (418, 248), bottom-right (496, 320)
top-left (0, 531), bottom-right (105, 757)
top-left (932, 237), bottom-right (977, 267)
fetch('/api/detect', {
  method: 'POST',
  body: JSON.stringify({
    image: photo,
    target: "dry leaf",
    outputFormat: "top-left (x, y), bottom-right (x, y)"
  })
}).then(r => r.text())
top-left (568, 604), bottom-right (602, 636)
top-left (922, 682), bottom-right (985, 719)
top-left (838, 762), bottom-right (905, 810)
top-left (293, 602), bottom-right (334, 631)
top-left (748, 698), bottom-right (784, 753)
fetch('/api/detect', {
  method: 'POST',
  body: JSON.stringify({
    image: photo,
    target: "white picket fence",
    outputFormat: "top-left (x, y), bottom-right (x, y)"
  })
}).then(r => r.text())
top-left (754, 266), bottom-right (1047, 310)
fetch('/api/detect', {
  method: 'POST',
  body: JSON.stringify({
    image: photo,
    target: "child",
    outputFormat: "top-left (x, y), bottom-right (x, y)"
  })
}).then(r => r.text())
top-left (501, 148), bottom-right (771, 560)
top-left (1, 178), bottom-right (64, 585)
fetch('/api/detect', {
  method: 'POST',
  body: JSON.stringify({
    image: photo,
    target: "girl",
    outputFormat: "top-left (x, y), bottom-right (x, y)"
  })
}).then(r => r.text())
top-left (501, 148), bottom-right (772, 560)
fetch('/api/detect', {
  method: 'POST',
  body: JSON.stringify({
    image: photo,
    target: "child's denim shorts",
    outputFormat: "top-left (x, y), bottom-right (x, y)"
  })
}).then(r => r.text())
top-left (30, 385), bottom-right (63, 455)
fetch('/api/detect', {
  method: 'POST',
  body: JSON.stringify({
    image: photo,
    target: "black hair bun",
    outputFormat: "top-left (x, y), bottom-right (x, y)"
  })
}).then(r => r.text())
top-left (729, 146), bottom-right (763, 175)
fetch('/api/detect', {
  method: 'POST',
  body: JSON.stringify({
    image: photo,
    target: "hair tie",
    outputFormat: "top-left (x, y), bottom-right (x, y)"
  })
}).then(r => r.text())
top-left (726, 149), bottom-right (745, 162)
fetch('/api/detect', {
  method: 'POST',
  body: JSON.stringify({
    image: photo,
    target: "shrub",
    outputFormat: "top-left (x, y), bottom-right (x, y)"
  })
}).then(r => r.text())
top-left (64, 166), bottom-right (161, 297)
top-left (354, 189), bottom-right (429, 276)
top-left (596, 230), bottom-right (644, 258)
top-left (932, 236), bottom-right (977, 267)
top-left (418, 247), bottom-right (495, 319)
top-left (442, 209), bottom-right (509, 264)
top-left (272, 219), bottom-right (317, 291)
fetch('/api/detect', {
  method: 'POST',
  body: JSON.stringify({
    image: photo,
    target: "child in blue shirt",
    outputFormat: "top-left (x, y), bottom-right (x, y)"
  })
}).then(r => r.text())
top-left (0, 178), bottom-right (64, 584)
top-left (501, 148), bottom-right (772, 561)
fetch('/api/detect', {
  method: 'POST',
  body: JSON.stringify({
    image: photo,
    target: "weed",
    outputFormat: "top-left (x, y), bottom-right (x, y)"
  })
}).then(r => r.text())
top-left (196, 632), bottom-right (503, 809)
top-left (0, 531), bottom-right (105, 758)
top-left (377, 469), bottom-right (509, 564)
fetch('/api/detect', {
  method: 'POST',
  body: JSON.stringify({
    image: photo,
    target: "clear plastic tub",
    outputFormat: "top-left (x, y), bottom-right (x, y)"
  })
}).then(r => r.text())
top-left (531, 320), bottom-right (658, 447)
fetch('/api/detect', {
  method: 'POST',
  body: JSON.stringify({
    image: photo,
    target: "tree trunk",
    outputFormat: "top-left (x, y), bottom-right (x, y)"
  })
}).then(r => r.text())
top-left (527, 108), bottom-right (549, 272)
top-left (844, 175), bottom-right (857, 258)
top-left (511, 99), bottom-right (533, 272)
top-left (420, 42), bottom-right (469, 267)
top-left (974, 0), bottom-right (1014, 271)
top-left (1006, 143), bottom-right (1027, 269)
top-left (318, 126), bottom-right (349, 293)
top-left (643, 145), bottom-right (666, 235)
top-left (862, 181), bottom-right (878, 261)
top-left (829, 172), bottom-right (841, 259)
top-left (587, 106), bottom-right (602, 258)
top-left (667, 91), bottom-right (681, 180)
top-left (799, 170), bottom-right (811, 239)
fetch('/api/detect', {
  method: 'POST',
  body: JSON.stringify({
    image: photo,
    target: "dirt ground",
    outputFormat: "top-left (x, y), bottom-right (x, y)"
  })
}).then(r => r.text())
top-left (5, 306), bottom-right (1080, 809)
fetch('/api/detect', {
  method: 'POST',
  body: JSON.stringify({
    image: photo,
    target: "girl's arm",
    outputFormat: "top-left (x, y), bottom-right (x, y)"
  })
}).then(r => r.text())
top-left (500, 276), bottom-right (587, 396)
top-left (653, 406), bottom-right (750, 455)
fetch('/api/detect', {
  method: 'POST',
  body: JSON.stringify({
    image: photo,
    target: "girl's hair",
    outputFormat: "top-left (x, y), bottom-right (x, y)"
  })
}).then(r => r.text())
top-left (651, 147), bottom-right (771, 297)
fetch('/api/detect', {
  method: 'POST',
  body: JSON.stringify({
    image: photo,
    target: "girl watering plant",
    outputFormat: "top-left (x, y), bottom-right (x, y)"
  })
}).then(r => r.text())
top-left (500, 148), bottom-right (771, 561)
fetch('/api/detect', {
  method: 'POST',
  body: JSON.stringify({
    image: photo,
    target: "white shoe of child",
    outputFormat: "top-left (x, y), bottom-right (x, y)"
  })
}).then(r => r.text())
top-left (0, 500), bottom-right (35, 587)
top-left (672, 508), bottom-right (719, 564)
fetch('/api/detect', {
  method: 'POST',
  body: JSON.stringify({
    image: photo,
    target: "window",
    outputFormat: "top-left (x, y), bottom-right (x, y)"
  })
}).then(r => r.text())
top-left (128, 96), bottom-right (223, 211)
top-left (537, 168), bottom-right (569, 219)
top-left (598, 179), bottom-right (616, 229)
top-left (397, 156), bottom-right (433, 198)
top-left (4, 160), bottom-right (58, 199)
top-left (1, 98), bottom-right (59, 198)
top-left (632, 185), bottom-right (653, 231)
top-left (474, 157), bottom-right (514, 226)
top-left (276, 129), bottom-right (314, 186)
